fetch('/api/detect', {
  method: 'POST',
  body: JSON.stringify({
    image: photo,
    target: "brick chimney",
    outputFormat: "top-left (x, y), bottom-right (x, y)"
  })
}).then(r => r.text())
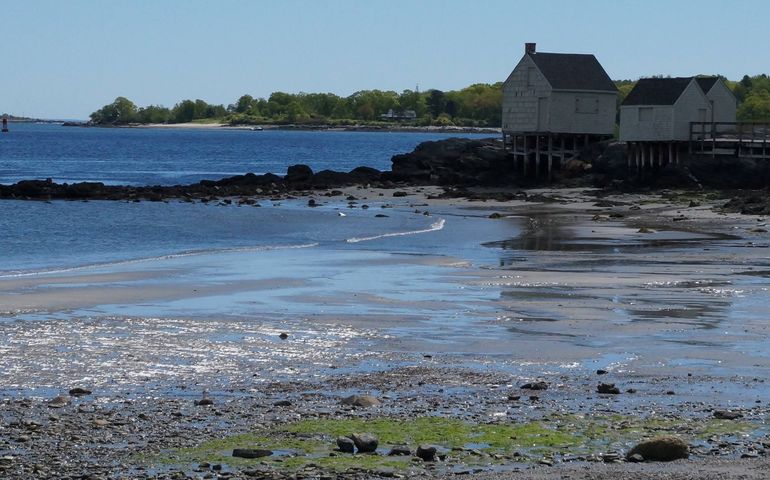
top-left (525, 43), bottom-right (536, 55)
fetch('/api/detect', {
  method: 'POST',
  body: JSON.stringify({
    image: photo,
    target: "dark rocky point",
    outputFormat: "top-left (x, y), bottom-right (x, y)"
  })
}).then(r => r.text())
top-left (232, 448), bottom-right (273, 459)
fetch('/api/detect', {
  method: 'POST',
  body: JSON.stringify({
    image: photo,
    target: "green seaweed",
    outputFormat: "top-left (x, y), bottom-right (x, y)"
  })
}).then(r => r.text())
top-left (141, 414), bottom-right (758, 473)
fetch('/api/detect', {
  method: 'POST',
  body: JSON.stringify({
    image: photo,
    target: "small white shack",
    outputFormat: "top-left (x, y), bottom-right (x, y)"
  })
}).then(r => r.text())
top-left (502, 43), bottom-right (617, 177)
top-left (620, 77), bottom-right (712, 168)
top-left (695, 77), bottom-right (738, 125)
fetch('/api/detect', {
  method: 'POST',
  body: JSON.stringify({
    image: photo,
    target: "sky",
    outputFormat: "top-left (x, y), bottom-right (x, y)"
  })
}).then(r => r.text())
top-left (2, 0), bottom-right (769, 119)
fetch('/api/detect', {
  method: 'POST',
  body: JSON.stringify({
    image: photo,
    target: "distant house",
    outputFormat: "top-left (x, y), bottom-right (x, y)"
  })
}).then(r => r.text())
top-left (695, 76), bottom-right (738, 125)
top-left (501, 43), bottom-right (617, 137)
top-left (619, 77), bottom-right (712, 142)
top-left (380, 109), bottom-right (417, 121)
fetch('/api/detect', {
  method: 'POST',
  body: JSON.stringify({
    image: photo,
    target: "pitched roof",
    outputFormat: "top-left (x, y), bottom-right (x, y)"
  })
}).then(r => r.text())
top-left (695, 76), bottom-right (719, 94)
top-left (528, 52), bottom-right (617, 92)
top-left (621, 77), bottom-right (694, 106)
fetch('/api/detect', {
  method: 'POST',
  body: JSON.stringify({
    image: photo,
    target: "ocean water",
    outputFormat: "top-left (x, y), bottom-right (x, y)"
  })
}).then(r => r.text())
top-left (0, 123), bottom-right (492, 185)
top-left (0, 124), bottom-right (505, 274)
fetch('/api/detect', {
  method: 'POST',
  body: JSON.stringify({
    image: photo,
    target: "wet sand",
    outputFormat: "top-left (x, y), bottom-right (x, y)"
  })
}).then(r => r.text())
top-left (1, 187), bottom-right (769, 479)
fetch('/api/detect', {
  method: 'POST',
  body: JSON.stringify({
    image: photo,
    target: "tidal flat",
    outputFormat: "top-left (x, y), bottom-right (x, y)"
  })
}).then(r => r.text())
top-left (1, 186), bottom-right (769, 479)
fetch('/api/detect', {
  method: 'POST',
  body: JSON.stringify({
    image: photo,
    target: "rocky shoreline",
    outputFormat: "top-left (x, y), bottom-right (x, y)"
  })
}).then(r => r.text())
top-left (1, 137), bottom-right (768, 214)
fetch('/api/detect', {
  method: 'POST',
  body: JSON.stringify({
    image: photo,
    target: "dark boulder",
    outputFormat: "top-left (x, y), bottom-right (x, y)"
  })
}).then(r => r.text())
top-left (285, 164), bottom-right (314, 183)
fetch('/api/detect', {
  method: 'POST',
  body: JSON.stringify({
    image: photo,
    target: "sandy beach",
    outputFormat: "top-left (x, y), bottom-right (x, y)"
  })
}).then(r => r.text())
top-left (1, 186), bottom-right (769, 479)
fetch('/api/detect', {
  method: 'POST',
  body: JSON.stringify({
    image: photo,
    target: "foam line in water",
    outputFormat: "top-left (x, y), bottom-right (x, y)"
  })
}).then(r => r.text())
top-left (0, 243), bottom-right (320, 279)
top-left (346, 218), bottom-right (445, 244)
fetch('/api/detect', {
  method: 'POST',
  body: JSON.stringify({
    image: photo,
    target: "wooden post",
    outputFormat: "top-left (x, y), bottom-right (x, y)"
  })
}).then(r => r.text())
top-left (658, 143), bottom-right (664, 167)
top-left (523, 136), bottom-right (528, 176)
top-left (635, 143), bottom-right (641, 172)
top-left (676, 143), bottom-right (680, 165)
top-left (560, 136), bottom-right (566, 167)
top-left (642, 143), bottom-right (647, 169)
top-left (535, 135), bottom-right (541, 178)
top-left (547, 134), bottom-right (553, 181)
top-left (763, 124), bottom-right (767, 159)
top-left (751, 122), bottom-right (756, 158)
top-left (668, 142), bottom-right (673, 166)
top-left (627, 142), bottom-right (632, 170)
top-left (737, 125), bottom-right (743, 157)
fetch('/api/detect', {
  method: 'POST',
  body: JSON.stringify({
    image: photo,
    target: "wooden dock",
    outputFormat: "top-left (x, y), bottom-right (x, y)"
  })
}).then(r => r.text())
top-left (689, 122), bottom-right (770, 159)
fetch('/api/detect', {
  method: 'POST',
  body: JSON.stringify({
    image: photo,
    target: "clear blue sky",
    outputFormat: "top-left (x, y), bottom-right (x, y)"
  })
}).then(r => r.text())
top-left (2, 0), bottom-right (768, 119)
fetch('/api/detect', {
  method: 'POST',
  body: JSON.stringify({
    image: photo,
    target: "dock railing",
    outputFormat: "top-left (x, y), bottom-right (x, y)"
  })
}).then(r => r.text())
top-left (689, 122), bottom-right (770, 159)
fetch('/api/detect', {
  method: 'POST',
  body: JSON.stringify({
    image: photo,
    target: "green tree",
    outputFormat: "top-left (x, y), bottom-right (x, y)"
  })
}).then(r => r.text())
top-left (89, 96), bottom-right (137, 124)
top-left (738, 91), bottom-right (770, 121)
top-left (171, 100), bottom-right (196, 123)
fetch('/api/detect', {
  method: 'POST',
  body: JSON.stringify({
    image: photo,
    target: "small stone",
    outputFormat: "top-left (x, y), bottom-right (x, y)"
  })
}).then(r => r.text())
top-left (336, 437), bottom-right (355, 453)
top-left (393, 191), bottom-right (408, 197)
top-left (232, 448), bottom-right (273, 459)
top-left (388, 445), bottom-right (411, 456)
top-left (340, 394), bottom-right (381, 408)
top-left (507, 394), bottom-right (521, 401)
top-left (713, 410), bottom-right (743, 420)
top-left (627, 453), bottom-right (644, 463)
top-left (626, 388), bottom-right (637, 394)
top-left (273, 400), bottom-right (292, 407)
top-left (93, 419), bottom-right (110, 427)
top-left (665, 390), bottom-right (676, 395)
top-left (48, 395), bottom-right (69, 408)
top-left (597, 383), bottom-right (620, 394)
top-left (627, 436), bottom-right (688, 461)
top-left (349, 433), bottom-right (378, 453)
top-left (68, 388), bottom-right (92, 396)
top-left (596, 369), bottom-right (608, 375)
top-left (307, 199), bottom-right (317, 207)
top-left (415, 445), bottom-right (437, 461)
top-left (520, 381), bottom-right (548, 391)
top-left (278, 332), bottom-right (289, 340)
top-left (488, 212), bottom-right (504, 219)
top-left (741, 452), bottom-right (759, 459)
top-left (195, 398), bottom-right (214, 406)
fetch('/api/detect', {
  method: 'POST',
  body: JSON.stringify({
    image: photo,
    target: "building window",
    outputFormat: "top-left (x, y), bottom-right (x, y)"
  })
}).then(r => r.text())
top-left (638, 107), bottom-right (653, 122)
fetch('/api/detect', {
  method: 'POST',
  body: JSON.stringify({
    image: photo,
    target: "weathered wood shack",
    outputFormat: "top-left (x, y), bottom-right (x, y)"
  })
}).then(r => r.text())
top-left (619, 77), bottom-right (711, 142)
top-left (502, 43), bottom-right (617, 178)
top-left (502, 43), bottom-right (617, 136)
top-left (695, 76), bottom-right (738, 125)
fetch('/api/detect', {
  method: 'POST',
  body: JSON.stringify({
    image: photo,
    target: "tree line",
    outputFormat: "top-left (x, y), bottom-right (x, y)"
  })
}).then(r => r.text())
top-left (89, 84), bottom-right (503, 127)
top-left (89, 74), bottom-right (770, 127)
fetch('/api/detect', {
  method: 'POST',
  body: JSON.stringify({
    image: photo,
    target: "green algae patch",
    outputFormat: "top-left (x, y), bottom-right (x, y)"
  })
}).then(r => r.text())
top-left (142, 414), bottom-right (758, 473)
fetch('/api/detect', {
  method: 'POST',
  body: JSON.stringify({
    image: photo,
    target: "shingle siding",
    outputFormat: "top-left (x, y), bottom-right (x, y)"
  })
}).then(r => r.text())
top-left (502, 52), bottom-right (616, 135)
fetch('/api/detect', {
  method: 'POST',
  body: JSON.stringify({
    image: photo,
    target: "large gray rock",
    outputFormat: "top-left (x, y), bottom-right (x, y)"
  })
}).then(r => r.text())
top-left (336, 436), bottom-right (355, 453)
top-left (349, 433), bottom-right (378, 453)
top-left (340, 394), bottom-right (381, 408)
top-left (627, 436), bottom-right (688, 461)
top-left (415, 445), bottom-right (437, 461)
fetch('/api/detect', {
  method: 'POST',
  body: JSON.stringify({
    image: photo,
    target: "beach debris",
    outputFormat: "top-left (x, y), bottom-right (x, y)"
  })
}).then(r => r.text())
top-left (387, 445), bottom-right (411, 456)
top-left (626, 436), bottom-right (688, 461)
top-left (416, 445), bottom-right (437, 461)
top-left (47, 396), bottom-right (69, 408)
top-left (340, 394), bottom-right (381, 408)
top-left (232, 448), bottom-right (272, 459)
top-left (336, 436), bottom-right (355, 453)
top-left (520, 381), bottom-right (548, 391)
top-left (375, 214), bottom-right (388, 218)
top-left (637, 227), bottom-right (653, 233)
top-left (713, 410), bottom-right (743, 420)
top-left (337, 211), bottom-right (346, 217)
top-left (278, 332), bottom-right (289, 340)
top-left (349, 433), bottom-right (378, 453)
top-left (597, 383), bottom-right (620, 394)
top-left (68, 387), bottom-right (92, 396)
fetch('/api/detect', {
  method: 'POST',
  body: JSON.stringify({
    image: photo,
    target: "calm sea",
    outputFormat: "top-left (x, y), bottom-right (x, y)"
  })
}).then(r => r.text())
top-left (0, 124), bottom-right (506, 275)
top-left (0, 123), bottom-right (491, 185)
